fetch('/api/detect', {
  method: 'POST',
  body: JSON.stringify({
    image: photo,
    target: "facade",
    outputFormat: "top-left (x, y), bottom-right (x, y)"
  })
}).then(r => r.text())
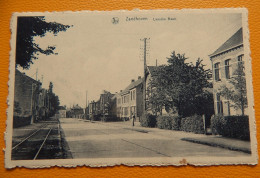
top-left (145, 66), bottom-right (156, 113)
top-left (13, 69), bottom-right (46, 126)
top-left (57, 106), bottom-right (66, 118)
top-left (88, 100), bottom-right (101, 120)
top-left (115, 92), bottom-right (122, 118)
top-left (209, 28), bottom-right (247, 116)
top-left (144, 66), bottom-right (168, 115)
top-left (117, 76), bottom-right (143, 121)
top-left (99, 90), bottom-right (115, 117)
top-left (110, 95), bottom-right (117, 118)
top-left (69, 105), bottom-right (84, 118)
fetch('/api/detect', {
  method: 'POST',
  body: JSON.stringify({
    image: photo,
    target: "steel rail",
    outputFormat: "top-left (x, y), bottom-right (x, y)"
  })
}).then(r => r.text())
top-left (33, 128), bottom-right (52, 160)
top-left (12, 124), bottom-right (48, 150)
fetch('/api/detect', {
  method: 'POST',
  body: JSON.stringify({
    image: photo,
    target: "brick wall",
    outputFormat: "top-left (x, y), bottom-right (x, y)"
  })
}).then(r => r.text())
top-left (211, 46), bottom-right (248, 116)
top-left (14, 69), bottom-right (41, 117)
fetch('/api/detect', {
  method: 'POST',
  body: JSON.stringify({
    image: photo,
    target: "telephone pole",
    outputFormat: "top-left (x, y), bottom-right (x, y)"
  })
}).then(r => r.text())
top-left (141, 38), bottom-right (149, 115)
top-left (86, 90), bottom-right (88, 108)
top-left (86, 90), bottom-right (88, 119)
top-left (41, 75), bottom-right (43, 84)
top-left (36, 68), bottom-right (38, 81)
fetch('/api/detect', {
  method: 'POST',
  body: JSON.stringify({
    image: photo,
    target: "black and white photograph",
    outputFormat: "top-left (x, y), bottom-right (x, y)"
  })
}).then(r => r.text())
top-left (5, 9), bottom-right (257, 168)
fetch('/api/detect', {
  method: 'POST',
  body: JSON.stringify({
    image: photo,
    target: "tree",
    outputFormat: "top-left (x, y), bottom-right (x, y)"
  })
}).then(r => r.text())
top-left (219, 62), bottom-right (248, 115)
top-left (49, 81), bottom-right (53, 94)
top-left (16, 16), bottom-right (71, 69)
top-left (48, 82), bottom-right (60, 116)
top-left (148, 51), bottom-right (213, 117)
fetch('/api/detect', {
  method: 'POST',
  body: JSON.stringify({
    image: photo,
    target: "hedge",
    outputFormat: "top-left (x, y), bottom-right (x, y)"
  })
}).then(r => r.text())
top-left (156, 115), bottom-right (181, 130)
top-left (211, 115), bottom-right (250, 140)
top-left (140, 113), bottom-right (157, 127)
top-left (180, 115), bottom-right (204, 134)
top-left (13, 116), bottom-right (32, 128)
top-left (101, 115), bottom-right (123, 122)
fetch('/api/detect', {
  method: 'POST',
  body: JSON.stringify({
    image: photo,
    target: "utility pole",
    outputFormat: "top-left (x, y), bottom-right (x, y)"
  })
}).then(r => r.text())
top-left (141, 38), bottom-right (149, 117)
top-left (86, 90), bottom-right (88, 119)
top-left (30, 83), bottom-right (35, 124)
top-left (36, 68), bottom-right (38, 81)
top-left (41, 75), bottom-right (43, 84)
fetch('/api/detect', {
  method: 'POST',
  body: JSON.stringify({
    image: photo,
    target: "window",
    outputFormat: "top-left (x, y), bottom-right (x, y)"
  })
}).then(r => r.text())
top-left (216, 94), bottom-right (223, 114)
top-left (238, 54), bottom-right (244, 62)
top-left (227, 100), bottom-right (230, 116)
top-left (214, 62), bottom-right (220, 81)
top-left (133, 90), bottom-right (136, 100)
top-left (225, 59), bottom-right (231, 79)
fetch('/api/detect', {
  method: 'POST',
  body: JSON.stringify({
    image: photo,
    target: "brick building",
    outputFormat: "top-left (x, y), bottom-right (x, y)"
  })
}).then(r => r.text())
top-left (209, 28), bottom-right (247, 116)
top-left (13, 69), bottom-right (45, 127)
top-left (116, 76), bottom-right (143, 121)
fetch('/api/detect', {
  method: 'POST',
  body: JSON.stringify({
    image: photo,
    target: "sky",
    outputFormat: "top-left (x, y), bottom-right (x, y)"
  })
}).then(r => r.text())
top-left (17, 10), bottom-right (243, 108)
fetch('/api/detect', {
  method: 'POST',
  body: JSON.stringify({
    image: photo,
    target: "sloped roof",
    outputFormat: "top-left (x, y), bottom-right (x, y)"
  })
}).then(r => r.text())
top-left (120, 77), bottom-right (144, 95)
top-left (71, 105), bottom-right (83, 110)
top-left (147, 66), bottom-right (158, 76)
top-left (16, 69), bottom-right (41, 85)
top-left (210, 28), bottom-right (243, 57)
top-left (58, 106), bottom-right (66, 110)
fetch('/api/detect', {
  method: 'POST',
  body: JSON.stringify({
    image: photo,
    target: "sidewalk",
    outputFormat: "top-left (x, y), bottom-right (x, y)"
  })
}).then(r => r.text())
top-left (92, 120), bottom-right (251, 154)
top-left (181, 136), bottom-right (251, 154)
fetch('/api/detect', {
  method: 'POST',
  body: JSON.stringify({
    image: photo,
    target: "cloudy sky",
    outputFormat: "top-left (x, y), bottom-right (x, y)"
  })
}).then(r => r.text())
top-left (17, 10), bottom-right (243, 108)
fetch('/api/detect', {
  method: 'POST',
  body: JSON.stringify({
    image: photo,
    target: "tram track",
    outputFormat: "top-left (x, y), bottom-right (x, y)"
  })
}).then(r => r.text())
top-left (11, 120), bottom-right (63, 160)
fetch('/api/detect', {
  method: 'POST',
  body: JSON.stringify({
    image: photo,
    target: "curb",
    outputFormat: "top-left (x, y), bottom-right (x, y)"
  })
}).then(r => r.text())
top-left (181, 137), bottom-right (251, 154)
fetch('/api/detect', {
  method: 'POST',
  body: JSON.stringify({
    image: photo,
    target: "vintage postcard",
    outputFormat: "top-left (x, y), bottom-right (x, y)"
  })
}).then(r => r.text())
top-left (5, 8), bottom-right (257, 168)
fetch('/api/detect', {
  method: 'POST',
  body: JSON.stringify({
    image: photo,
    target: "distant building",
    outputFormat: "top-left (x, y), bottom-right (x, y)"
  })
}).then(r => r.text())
top-left (114, 92), bottom-right (122, 118)
top-left (89, 100), bottom-right (101, 120)
top-left (99, 90), bottom-right (115, 117)
top-left (209, 28), bottom-right (247, 116)
top-left (57, 106), bottom-right (66, 118)
top-left (70, 105), bottom-right (84, 118)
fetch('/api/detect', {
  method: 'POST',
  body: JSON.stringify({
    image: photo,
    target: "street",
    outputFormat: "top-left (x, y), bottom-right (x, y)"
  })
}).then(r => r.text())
top-left (59, 118), bottom-right (249, 158)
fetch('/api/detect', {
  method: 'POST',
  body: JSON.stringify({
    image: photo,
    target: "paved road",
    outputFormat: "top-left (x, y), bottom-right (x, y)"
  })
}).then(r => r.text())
top-left (59, 118), bottom-right (249, 159)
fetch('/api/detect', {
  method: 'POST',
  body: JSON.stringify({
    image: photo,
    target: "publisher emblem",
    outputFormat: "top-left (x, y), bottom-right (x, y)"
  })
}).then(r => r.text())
top-left (112, 17), bottom-right (119, 24)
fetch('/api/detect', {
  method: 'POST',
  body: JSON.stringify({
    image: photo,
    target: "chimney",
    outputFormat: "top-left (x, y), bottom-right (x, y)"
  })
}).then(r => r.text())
top-left (138, 76), bottom-right (141, 79)
top-left (120, 90), bottom-right (122, 92)
top-left (131, 79), bottom-right (135, 83)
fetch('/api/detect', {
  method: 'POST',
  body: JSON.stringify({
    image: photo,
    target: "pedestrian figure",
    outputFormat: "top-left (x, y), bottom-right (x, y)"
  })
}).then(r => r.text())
top-left (132, 114), bottom-right (135, 127)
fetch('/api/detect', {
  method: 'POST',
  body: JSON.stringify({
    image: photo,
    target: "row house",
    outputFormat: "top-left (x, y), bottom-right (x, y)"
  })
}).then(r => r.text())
top-left (67, 105), bottom-right (84, 118)
top-left (57, 106), bottom-right (66, 118)
top-left (144, 66), bottom-right (168, 115)
top-left (88, 100), bottom-right (100, 119)
top-left (209, 27), bottom-right (247, 116)
top-left (116, 76), bottom-right (143, 121)
top-left (99, 90), bottom-right (115, 117)
top-left (13, 69), bottom-right (50, 127)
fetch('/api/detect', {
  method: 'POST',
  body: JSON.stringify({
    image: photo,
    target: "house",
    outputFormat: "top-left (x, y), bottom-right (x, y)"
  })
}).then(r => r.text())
top-left (117, 76), bottom-right (143, 121)
top-left (88, 100), bottom-right (101, 120)
top-left (70, 105), bottom-right (84, 118)
top-left (209, 27), bottom-right (247, 116)
top-left (57, 106), bottom-right (66, 118)
top-left (110, 94), bottom-right (118, 118)
top-left (144, 66), bottom-right (168, 115)
top-left (37, 88), bottom-right (49, 120)
top-left (13, 69), bottom-right (41, 127)
top-left (99, 90), bottom-right (115, 117)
